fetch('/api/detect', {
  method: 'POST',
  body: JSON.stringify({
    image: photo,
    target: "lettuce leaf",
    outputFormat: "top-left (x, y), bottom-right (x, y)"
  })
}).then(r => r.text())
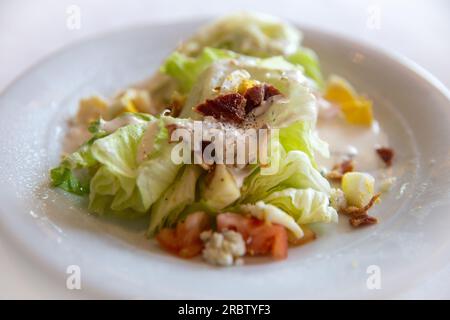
top-left (178, 12), bottom-right (302, 58)
top-left (161, 47), bottom-right (236, 94)
top-left (87, 123), bottom-right (150, 215)
top-left (287, 47), bottom-right (324, 88)
top-left (180, 50), bottom-right (314, 123)
top-left (241, 201), bottom-right (304, 238)
top-left (279, 120), bottom-right (329, 164)
top-left (90, 123), bottom-right (148, 178)
top-left (264, 188), bottom-right (338, 224)
top-left (52, 114), bottom-right (185, 218)
top-left (88, 116), bottom-right (184, 215)
top-left (241, 149), bottom-right (331, 203)
top-left (50, 166), bottom-right (90, 195)
top-left (89, 166), bottom-right (146, 216)
top-left (50, 135), bottom-right (102, 195)
top-left (147, 166), bottom-right (202, 235)
top-left (136, 140), bottom-right (183, 210)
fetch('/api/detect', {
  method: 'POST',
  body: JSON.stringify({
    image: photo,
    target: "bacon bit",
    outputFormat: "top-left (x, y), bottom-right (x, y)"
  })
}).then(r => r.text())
top-left (195, 93), bottom-right (246, 124)
top-left (326, 170), bottom-right (343, 181)
top-left (288, 226), bottom-right (316, 246)
top-left (349, 215), bottom-right (378, 227)
top-left (263, 84), bottom-right (281, 100)
top-left (341, 193), bottom-right (380, 217)
top-left (326, 159), bottom-right (355, 182)
top-left (243, 84), bottom-right (282, 114)
top-left (195, 84), bottom-right (282, 124)
top-left (339, 159), bottom-right (355, 174)
top-left (376, 147), bottom-right (394, 166)
top-left (243, 85), bottom-right (264, 113)
top-left (340, 194), bottom-right (380, 228)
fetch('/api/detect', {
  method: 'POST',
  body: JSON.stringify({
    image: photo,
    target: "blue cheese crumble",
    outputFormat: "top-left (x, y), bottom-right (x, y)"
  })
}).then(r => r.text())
top-left (200, 230), bottom-right (246, 266)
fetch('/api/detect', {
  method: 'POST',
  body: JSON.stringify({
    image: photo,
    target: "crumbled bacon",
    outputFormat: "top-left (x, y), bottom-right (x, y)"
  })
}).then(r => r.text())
top-left (195, 93), bottom-right (247, 123)
top-left (341, 194), bottom-right (380, 217)
top-left (243, 84), bottom-right (282, 114)
top-left (376, 147), bottom-right (394, 166)
top-left (263, 84), bottom-right (281, 100)
top-left (339, 159), bottom-right (355, 174)
top-left (243, 85), bottom-right (264, 113)
top-left (326, 170), bottom-right (343, 181)
top-left (340, 194), bottom-right (380, 228)
top-left (349, 215), bottom-right (378, 227)
top-left (326, 159), bottom-right (355, 182)
top-left (195, 84), bottom-right (282, 124)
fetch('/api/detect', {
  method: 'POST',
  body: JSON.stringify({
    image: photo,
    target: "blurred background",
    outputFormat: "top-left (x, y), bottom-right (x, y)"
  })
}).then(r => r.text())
top-left (1, 0), bottom-right (449, 92)
top-left (0, 0), bottom-right (448, 298)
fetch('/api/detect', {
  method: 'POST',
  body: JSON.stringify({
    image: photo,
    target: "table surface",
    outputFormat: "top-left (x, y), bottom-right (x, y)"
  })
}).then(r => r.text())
top-left (0, 0), bottom-right (449, 299)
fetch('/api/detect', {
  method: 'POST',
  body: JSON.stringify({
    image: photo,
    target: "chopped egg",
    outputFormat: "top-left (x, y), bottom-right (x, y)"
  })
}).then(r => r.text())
top-left (342, 172), bottom-right (375, 208)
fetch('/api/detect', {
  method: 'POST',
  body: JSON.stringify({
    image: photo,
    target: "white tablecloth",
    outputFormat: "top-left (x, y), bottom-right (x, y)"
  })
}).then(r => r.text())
top-left (0, 0), bottom-right (449, 299)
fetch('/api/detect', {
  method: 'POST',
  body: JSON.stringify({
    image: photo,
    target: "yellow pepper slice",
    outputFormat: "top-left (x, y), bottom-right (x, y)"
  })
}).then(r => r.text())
top-left (324, 75), bottom-right (373, 126)
top-left (341, 97), bottom-right (373, 126)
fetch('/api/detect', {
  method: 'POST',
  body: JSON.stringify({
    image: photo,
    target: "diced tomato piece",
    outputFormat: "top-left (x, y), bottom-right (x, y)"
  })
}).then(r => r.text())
top-left (217, 212), bottom-right (256, 239)
top-left (155, 228), bottom-right (179, 253)
top-left (217, 213), bottom-right (288, 260)
top-left (156, 212), bottom-right (211, 258)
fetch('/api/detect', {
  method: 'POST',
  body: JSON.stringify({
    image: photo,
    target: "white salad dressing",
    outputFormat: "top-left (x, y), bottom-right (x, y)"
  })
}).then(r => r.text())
top-left (136, 120), bottom-right (160, 163)
top-left (227, 166), bottom-right (255, 189)
top-left (316, 116), bottom-right (389, 172)
top-left (63, 123), bottom-right (91, 154)
top-left (100, 114), bottom-right (147, 133)
top-left (62, 114), bottom-right (148, 154)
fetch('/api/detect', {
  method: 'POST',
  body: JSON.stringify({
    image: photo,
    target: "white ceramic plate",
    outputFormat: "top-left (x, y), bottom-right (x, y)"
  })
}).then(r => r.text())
top-left (0, 19), bottom-right (449, 299)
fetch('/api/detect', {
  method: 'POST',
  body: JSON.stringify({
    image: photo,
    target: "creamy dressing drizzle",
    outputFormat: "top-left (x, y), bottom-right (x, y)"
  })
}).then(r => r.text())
top-left (63, 123), bottom-right (91, 154)
top-left (316, 115), bottom-right (388, 172)
top-left (227, 166), bottom-right (254, 189)
top-left (136, 120), bottom-right (159, 163)
top-left (100, 114), bottom-right (147, 133)
top-left (63, 114), bottom-right (147, 154)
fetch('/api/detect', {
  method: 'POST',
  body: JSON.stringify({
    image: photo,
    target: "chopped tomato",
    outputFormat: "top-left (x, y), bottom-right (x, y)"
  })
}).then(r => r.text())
top-left (156, 212), bottom-right (210, 258)
top-left (217, 213), bottom-right (288, 260)
top-left (217, 212), bottom-right (255, 238)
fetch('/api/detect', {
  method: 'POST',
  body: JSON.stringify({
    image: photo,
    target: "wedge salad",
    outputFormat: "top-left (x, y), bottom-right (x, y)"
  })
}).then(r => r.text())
top-left (51, 13), bottom-right (395, 266)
